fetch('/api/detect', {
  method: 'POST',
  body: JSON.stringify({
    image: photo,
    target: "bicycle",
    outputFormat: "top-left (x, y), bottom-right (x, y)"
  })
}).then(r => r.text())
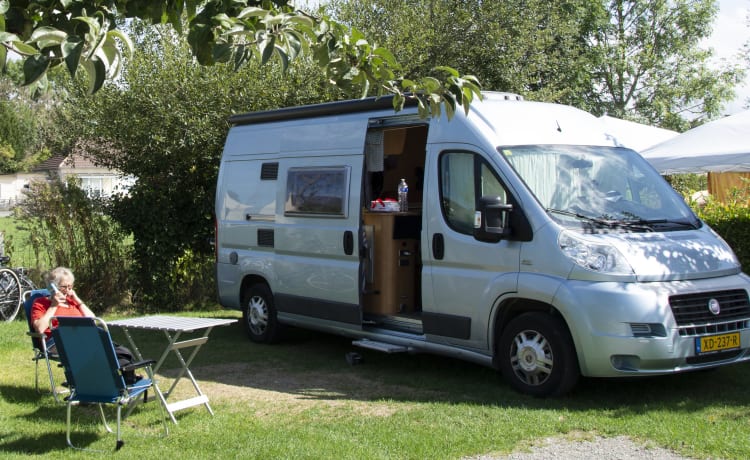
top-left (0, 256), bottom-right (37, 322)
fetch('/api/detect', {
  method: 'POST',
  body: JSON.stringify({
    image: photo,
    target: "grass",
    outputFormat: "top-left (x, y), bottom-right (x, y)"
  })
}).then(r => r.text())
top-left (2, 310), bottom-right (750, 459)
top-left (0, 217), bottom-right (39, 270)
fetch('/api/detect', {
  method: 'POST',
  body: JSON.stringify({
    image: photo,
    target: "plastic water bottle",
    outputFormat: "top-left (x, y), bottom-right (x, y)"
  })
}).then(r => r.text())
top-left (398, 178), bottom-right (409, 212)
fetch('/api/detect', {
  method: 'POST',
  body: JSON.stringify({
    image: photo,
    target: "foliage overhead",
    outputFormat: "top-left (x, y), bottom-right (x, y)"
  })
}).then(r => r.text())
top-left (329, 0), bottom-right (744, 130)
top-left (0, 0), bottom-right (481, 117)
top-left (329, 0), bottom-right (598, 108)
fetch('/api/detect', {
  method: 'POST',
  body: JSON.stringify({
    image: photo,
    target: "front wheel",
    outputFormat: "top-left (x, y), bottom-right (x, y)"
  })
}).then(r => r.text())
top-left (498, 312), bottom-right (579, 397)
top-left (0, 269), bottom-right (22, 322)
top-left (242, 283), bottom-right (282, 343)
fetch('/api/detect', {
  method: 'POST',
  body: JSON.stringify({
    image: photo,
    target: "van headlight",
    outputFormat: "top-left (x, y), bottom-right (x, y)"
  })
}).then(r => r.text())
top-left (558, 230), bottom-right (634, 274)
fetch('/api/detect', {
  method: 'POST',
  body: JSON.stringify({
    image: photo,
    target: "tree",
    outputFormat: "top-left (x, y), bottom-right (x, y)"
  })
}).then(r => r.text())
top-left (330, 0), bottom-right (744, 130)
top-left (0, 60), bottom-right (61, 173)
top-left (586, 0), bottom-right (744, 130)
top-left (0, 0), bottom-right (480, 118)
top-left (329, 0), bottom-right (598, 106)
top-left (54, 23), bottom-right (341, 308)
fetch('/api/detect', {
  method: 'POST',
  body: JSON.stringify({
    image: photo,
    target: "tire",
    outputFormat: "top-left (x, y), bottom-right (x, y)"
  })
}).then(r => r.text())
top-left (0, 269), bottom-right (22, 322)
top-left (242, 283), bottom-right (282, 343)
top-left (498, 312), bottom-right (579, 397)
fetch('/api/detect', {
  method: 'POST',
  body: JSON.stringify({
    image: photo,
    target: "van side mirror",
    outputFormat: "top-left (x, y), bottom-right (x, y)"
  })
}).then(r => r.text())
top-left (474, 196), bottom-right (513, 243)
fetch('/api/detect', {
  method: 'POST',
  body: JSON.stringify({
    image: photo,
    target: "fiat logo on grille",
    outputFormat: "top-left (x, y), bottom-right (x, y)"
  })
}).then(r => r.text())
top-left (708, 298), bottom-right (721, 315)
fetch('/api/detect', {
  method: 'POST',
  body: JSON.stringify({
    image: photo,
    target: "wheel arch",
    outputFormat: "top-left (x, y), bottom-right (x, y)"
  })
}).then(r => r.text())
top-left (490, 297), bottom-right (575, 370)
top-left (240, 274), bottom-right (270, 305)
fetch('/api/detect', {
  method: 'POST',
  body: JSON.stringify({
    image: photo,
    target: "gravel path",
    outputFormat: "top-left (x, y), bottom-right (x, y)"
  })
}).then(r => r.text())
top-left (466, 435), bottom-right (699, 460)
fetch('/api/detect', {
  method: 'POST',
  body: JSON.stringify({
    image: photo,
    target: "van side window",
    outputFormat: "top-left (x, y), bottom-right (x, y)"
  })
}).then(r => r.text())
top-left (439, 152), bottom-right (507, 235)
top-left (285, 166), bottom-right (351, 217)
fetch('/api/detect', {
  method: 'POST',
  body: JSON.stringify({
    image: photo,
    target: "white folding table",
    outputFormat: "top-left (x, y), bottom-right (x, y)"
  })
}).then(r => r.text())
top-left (108, 315), bottom-right (237, 423)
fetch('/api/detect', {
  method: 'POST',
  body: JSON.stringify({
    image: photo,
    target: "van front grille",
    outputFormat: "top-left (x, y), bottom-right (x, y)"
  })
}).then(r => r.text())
top-left (669, 289), bottom-right (750, 336)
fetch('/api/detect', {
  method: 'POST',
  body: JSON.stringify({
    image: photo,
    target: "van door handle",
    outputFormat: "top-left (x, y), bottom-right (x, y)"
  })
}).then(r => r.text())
top-left (432, 233), bottom-right (445, 260)
top-left (343, 231), bottom-right (354, 255)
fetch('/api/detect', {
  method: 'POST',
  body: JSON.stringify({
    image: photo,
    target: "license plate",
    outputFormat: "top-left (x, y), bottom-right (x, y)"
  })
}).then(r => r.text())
top-left (695, 332), bottom-right (741, 354)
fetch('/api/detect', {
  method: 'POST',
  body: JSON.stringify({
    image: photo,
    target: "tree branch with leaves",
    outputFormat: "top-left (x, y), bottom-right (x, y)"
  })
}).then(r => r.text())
top-left (0, 0), bottom-right (480, 116)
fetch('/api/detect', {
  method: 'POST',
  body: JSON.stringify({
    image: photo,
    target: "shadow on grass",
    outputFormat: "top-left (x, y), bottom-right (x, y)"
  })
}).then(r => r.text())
top-left (112, 318), bottom-right (750, 416)
top-left (0, 386), bottom-right (164, 455)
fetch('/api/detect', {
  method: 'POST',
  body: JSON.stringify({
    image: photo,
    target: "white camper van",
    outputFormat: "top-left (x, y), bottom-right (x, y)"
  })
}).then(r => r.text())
top-left (215, 92), bottom-right (750, 396)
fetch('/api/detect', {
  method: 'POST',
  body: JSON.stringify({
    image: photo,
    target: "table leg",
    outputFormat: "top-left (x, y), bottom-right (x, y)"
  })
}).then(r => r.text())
top-left (158, 329), bottom-right (215, 419)
top-left (118, 326), bottom-right (173, 423)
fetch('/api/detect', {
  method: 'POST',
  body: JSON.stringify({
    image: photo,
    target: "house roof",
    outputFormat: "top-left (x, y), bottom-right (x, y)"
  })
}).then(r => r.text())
top-left (32, 154), bottom-right (100, 173)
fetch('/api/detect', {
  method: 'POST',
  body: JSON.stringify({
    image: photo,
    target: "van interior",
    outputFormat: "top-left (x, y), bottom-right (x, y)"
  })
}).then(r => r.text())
top-left (361, 124), bottom-right (429, 334)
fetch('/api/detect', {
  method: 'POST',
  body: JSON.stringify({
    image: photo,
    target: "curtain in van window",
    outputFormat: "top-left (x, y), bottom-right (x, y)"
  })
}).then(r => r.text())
top-left (502, 149), bottom-right (557, 208)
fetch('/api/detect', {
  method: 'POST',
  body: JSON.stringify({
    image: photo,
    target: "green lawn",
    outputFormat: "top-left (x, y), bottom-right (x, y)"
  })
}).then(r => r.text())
top-left (2, 310), bottom-right (750, 459)
top-left (0, 216), bottom-right (43, 270)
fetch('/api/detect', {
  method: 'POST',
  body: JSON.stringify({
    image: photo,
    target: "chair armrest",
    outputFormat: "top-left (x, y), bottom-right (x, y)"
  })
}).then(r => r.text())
top-left (120, 359), bottom-right (156, 372)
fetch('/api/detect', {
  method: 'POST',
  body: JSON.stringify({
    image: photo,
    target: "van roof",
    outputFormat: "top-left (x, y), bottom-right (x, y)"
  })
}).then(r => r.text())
top-left (228, 92), bottom-right (524, 126)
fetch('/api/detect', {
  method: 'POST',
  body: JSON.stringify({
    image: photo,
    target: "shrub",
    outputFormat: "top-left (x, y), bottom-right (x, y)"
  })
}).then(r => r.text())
top-left (689, 184), bottom-right (750, 271)
top-left (15, 177), bottom-right (132, 313)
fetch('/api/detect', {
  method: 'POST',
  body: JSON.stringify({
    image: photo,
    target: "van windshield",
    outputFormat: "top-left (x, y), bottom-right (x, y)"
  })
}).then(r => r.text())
top-left (500, 145), bottom-right (700, 232)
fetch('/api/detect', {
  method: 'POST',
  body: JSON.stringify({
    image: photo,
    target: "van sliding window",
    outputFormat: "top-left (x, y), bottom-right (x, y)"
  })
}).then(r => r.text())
top-left (284, 166), bottom-right (351, 217)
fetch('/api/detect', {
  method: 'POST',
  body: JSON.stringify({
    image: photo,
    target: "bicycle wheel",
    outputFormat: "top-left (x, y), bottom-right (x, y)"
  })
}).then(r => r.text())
top-left (0, 268), bottom-right (22, 322)
top-left (17, 272), bottom-right (37, 293)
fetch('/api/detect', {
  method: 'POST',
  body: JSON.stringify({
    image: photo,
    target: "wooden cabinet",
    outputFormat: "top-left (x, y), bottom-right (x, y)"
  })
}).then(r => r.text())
top-left (363, 212), bottom-right (419, 315)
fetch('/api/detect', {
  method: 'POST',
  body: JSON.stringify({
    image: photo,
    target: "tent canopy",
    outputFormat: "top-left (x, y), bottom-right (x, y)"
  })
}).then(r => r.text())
top-left (640, 110), bottom-right (750, 174)
top-left (599, 115), bottom-right (678, 152)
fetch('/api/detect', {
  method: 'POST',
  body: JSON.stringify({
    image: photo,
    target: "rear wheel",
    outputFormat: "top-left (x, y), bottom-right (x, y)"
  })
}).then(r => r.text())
top-left (242, 283), bottom-right (282, 343)
top-left (498, 312), bottom-right (579, 397)
top-left (0, 269), bottom-right (22, 322)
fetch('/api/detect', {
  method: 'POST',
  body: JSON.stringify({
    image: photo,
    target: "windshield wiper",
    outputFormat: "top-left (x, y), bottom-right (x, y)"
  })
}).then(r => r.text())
top-left (546, 208), bottom-right (652, 231)
top-left (547, 208), bottom-right (621, 228)
top-left (620, 218), bottom-right (699, 230)
top-left (547, 209), bottom-right (700, 231)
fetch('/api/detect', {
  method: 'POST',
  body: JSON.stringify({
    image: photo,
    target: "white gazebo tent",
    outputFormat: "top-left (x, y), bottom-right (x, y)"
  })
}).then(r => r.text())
top-left (640, 110), bottom-right (750, 174)
top-left (640, 110), bottom-right (750, 202)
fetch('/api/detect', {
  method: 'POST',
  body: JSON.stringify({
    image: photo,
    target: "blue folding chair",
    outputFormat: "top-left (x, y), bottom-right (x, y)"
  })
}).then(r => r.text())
top-left (23, 289), bottom-right (68, 402)
top-left (51, 316), bottom-right (168, 451)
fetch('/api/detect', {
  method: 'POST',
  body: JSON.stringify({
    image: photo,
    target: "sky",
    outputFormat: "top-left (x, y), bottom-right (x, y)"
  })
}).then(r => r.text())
top-left (706, 0), bottom-right (750, 114)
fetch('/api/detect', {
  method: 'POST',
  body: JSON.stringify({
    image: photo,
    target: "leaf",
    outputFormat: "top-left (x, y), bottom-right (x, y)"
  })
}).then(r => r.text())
top-left (372, 47), bottom-right (398, 68)
top-left (107, 29), bottom-right (134, 59)
top-left (96, 39), bottom-right (121, 77)
top-left (0, 32), bottom-right (18, 43)
top-left (237, 7), bottom-right (268, 20)
top-left (30, 26), bottom-right (67, 49)
top-left (72, 16), bottom-right (102, 38)
top-left (282, 31), bottom-right (301, 60)
top-left (433, 65), bottom-right (459, 78)
top-left (23, 55), bottom-right (50, 86)
top-left (61, 35), bottom-right (84, 77)
top-left (82, 57), bottom-right (106, 94)
top-left (277, 46), bottom-right (289, 72)
top-left (232, 45), bottom-right (249, 71)
top-left (260, 35), bottom-right (275, 65)
top-left (0, 1), bottom-right (8, 15)
top-left (213, 43), bottom-right (232, 63)
top-left (12, 41), bottom-right (39, 56)
top-left (313, 44), bottom-right (330, 66)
